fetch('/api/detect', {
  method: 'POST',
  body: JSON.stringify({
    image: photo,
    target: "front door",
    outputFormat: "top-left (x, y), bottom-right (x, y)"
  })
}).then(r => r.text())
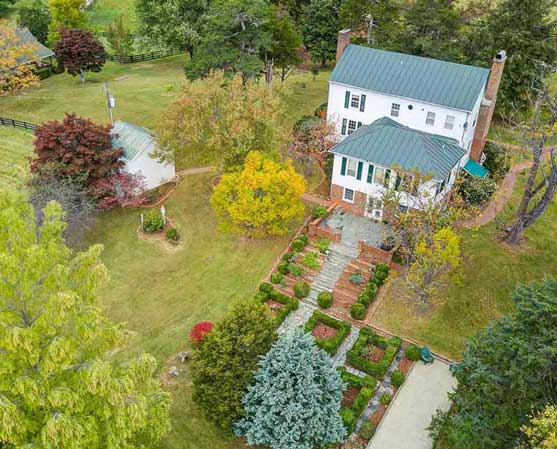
top-left (365, 196), bottom-right (383, 220)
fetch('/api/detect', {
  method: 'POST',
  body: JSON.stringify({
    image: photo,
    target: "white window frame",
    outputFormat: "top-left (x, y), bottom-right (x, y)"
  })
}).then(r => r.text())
top-left (350, 94), bottom-right (360, 109)
top-left (343, 188), bottom-right (355, 203)
top-left (444, 115), bottom-right (455, 130)
top-left (346, 159), bottom-right (357, 177)
top-left (391, 103), bottom-right (400, 117)
top-left (374, 167), bottom-right (386, 185)
top-left (347, 120), bottom-right (357, 135)
top-left (426, 112), bottom-right (436, 126)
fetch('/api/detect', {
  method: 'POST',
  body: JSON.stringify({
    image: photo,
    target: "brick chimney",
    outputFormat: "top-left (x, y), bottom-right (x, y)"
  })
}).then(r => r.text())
top-left (469, 50), bottom-right (507, 162)
top-left (336, 29), bottom-right (351, 63)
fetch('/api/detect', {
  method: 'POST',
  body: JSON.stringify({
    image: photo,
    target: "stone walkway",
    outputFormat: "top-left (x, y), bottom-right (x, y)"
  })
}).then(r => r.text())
top-left (333, 327), bottom-right (360, 367)
top-left (277, 301), bottom-right (316, 335)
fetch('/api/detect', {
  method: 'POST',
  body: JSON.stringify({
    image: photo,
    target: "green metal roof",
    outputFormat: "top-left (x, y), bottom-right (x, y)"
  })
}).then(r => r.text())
top-left (331, 117), bottom-right (465, 180)
top-left (111, 121), bottom-right (156, 161)
top-left (330, 45), bottom-right (490, 112)
top-left (463, 158), bottom-right (489, 177)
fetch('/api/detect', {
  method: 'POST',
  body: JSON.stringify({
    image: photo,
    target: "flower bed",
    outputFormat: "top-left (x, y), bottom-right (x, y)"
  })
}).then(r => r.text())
top-left (304, 310), bottom-right (351, 356)
top-left (349, 264), bottom-right (390, 320)
top-left (337, 367), bottom-right (377, 435)
top-left (255, 283), bottom-right (299, 326)
top-left (346, 328), bottom-right (402, 377)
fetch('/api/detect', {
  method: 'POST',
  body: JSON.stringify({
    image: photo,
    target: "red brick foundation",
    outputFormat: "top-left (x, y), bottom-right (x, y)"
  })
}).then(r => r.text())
top-left (330, 183), bottom-right (366, 216)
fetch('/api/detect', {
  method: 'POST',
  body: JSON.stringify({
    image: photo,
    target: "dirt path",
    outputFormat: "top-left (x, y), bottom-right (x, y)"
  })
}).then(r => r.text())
top-left (176, 166), bottom-right (215, 176)
top-left (302, 192), bottom-right (330, 206)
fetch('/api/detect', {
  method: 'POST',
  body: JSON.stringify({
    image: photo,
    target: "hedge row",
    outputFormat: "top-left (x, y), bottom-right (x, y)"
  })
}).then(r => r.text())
top-left (337, 367), bottom-right (377, 434)
top-left (255, 283), bottom-right (299, 326)
top-left (350, 263), bottom-right (390, 320)
top-left (347, 327), bottom-right (402, 378)
top-left (304, 310), bottom-right (351, 356)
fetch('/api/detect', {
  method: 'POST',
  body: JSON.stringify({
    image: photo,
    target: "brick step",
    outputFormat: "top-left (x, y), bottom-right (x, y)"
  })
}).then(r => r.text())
top-left (335, 279), bottom-right (366, 295)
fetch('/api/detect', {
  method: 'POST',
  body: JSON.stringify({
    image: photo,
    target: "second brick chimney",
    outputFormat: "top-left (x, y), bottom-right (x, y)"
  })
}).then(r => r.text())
top-left (469, 50), bottom-right (507, 162)
top-left (336, 29), bottom-right (351, 63)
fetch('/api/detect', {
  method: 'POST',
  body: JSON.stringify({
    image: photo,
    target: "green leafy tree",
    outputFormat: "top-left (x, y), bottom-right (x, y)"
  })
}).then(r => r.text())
top-left (521, 405), bottom-right (557, 449)
top-left (156, 71), bottom-right (286, 168)
top-left (0, 0), bottom-right (15, 18)
top-left (185, 0), bottom-right (272, 79)
top-left (47, 0), bottom-right (87, 44)
top-left (266, 8), bottom-right (301, 82)
top-left (430, 278), bottom-right (557, 449)
top-left (0, 192), bottom-right (171, 449)
top-left (270, 0), bottom-right (310, 24)
top-left (339, 0), bottom-right (402, 50)
top-left (136, 0), bottom-right (208, 56)
top-left (236, 328), bottom-right (347, 449)
top-left (402, 0), bottom-right (463, 61)
top-left (301, 0), bottom-right (340, 65)
top-left (18, 0), bottom-right (51, 44)
top-left (106, 15), bottom-right (134, 58)
top-left (190, 300), bottom-right (276, 432)
top-left (463, 0), bottom-right (557, 113)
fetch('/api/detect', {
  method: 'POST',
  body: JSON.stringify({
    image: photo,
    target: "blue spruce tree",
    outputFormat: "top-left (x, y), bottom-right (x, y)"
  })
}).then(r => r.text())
top-left (235, 327), bottom-right (347, 449)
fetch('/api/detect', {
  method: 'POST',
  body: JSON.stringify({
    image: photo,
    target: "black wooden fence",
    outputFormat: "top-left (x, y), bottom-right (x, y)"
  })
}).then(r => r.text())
top-left (106, 50), bottom-right (184, 64)
top-left (0, 117), bottom-right (38, 130)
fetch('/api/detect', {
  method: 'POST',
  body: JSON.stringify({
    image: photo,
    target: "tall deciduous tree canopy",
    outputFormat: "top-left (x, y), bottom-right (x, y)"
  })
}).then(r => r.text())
top-left (301, 0), bottom-right (340, 65)
top-left (266, 8), bottom-right (301, 82)
top-left (53, 28), bottom-right (106, 82)
top-left (156, 71), bottom-right (286, 169)
top-left (136, 0), bottom-right (208, 56)
top-left (235, 328), bottom-right (347, 449)
top-left (402, 0), bottom-right (463, 61)
top-left (0, 192), bottom-right (171, 448)
top-left (190, 300), bottom-right (276, 432)
top-left (462, 0), bottom-right (557, 113)
top-left (185, 0), bottom-right (272, 79)
top-left (430, 278), bottom-right (557, 449)
top-left (210, 151), bottom-right (307, 238)
top-left (47, 0), bottom-right (87, 44)
top-left (18, 0), bottom-right (51, 45)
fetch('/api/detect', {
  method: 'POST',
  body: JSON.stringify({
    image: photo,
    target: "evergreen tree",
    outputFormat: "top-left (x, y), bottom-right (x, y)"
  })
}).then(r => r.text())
top-left (430, 278), bottom-right (557, 449)
top-left (339, 0), bottom-right (402, 50)
top-left (190, 300), bottom-right (276, 432)
top-left (266, 8), bottom-right (301, 82)
top-left (236, 328), bottom-right (347, 449)
top-left (0, 192), bottom-right (171, 448)
top-left (185, 0), bottom-right (272, 79)
top-left (402, 0), bottom-right (463, 61)
top-left (301, 0), bottom-right (340, 65)
top-left (18, 0), bottom-right (51, 44)
top-left (463, 0), bottom-right (557, 113)
top-left (136, 0), bottom-right (208, 56)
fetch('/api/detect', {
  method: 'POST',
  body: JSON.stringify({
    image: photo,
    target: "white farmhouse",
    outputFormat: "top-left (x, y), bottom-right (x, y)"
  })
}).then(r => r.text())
top-left (327, 30), bottom-right (505, 218)
top-left (111, 121), bottom-right (175, 190)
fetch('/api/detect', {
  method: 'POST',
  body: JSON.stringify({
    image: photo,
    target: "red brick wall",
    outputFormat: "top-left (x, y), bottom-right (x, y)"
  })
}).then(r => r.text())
top-left (359, 241), bottom-right (393, 265)
top-left (330, 183), bottom-right (366, 215)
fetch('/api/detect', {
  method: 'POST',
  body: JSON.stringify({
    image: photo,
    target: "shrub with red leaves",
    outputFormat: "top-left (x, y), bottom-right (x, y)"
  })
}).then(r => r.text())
top-left (189, 321), bottom-right (214, 344)
top-left (54, 28), bottom-right (106, 82)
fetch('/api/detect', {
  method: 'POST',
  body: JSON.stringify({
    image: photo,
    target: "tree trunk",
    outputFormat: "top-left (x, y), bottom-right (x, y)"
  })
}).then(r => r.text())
top-left (79, 69), bottom-right (85, 83)
top-left (265, 59), bottom-right (273, 84)
top-left (506, 218), bottom-right (525, 245)
top-left (367, 16), bottom-right (374, 44)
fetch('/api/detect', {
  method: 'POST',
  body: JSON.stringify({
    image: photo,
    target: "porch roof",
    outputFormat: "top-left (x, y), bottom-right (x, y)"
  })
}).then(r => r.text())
top-left (330, 117), bottom-right (465, 180)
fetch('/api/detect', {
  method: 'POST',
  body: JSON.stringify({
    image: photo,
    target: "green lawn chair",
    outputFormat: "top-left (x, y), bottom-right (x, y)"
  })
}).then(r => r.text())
top-left (420, 346), bottom-right (434, 364)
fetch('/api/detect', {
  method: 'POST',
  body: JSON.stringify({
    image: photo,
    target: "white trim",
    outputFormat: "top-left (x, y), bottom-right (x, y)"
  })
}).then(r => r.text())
top-left (343, 187), bottom-right (355, 203)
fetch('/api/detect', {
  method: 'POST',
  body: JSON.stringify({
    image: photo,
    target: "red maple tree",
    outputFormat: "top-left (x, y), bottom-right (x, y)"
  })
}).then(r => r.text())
top-left (189, 321), bottom-right (214, 344)
top-left (53, 28), bottom-right (106, 82)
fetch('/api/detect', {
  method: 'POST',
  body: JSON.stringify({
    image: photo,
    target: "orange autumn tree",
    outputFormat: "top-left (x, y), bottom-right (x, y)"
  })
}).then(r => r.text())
top-left (210, 151), bottom-right (307, 238)
top-left (0, 22), bottom-right (40, 95)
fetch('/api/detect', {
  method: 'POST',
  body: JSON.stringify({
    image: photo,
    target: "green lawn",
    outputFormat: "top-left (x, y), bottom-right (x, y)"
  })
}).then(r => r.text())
top-left (87, 0), bottom-right (138, 30)
top-left (84, 172), bottom-right (299, 449)
top-left (371, 169), bottom-right (557, 360)
top-left (0, 126), bottom-right (33, 191)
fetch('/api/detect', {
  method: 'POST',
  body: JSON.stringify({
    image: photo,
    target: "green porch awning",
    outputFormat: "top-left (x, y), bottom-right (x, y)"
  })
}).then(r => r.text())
top-left (463, 158), bottom-right (489, 178)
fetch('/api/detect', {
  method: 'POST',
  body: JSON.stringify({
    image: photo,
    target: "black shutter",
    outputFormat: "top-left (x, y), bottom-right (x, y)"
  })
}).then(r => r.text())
top-left (341, 118), bottom-right (347, 135)
top-left (344, 91), bottom-right (351, 109)
top-left (356, 161), bottom-right (363, 180)
top-left (360, 94), bottom-right (366, 112)
top-left (367, 164), bottom-right (374, 183)
top-left (341, 157), bottom-right (347, 175)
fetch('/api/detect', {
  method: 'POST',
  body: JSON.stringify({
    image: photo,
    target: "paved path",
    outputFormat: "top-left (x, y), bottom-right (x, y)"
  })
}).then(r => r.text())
top-left (367, 360), bottom-right (456, 449)
top-left (302, 192), bottom-right (330, 206)
top-left (176, 166), bottom-right (215, 176)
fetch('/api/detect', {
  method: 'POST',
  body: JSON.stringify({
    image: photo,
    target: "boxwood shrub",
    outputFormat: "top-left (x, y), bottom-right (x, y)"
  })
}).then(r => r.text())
top-left (317, 291), bottom-right (333, 309)
top-left (405, 344), bottom-right (421, 361)
top-left (337, 367), bottom-right (377, 435)
top-left (270, 272), bottom-right (283, 284)
top-left (340, 408), bottom-right (356, 434)
top-left (255, 284), bottom-right (299, 326)
top-left (304, 310), bottom-right (351, 356)
top-left (390, 370), bottom-right (405, 388)
top-left (347, 328), bottom-right (402, 377)
top-left (350, 303), bottom-right (366, 320)
top-left (293, 281), bottom-right (310, 298)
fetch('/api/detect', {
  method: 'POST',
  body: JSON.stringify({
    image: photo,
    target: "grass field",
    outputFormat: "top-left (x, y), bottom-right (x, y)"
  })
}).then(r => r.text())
top-left (371, 169), bottom-right (557, 360)
top-left (87, 0), bottom-right (138, 30)
top-left (0, 126), bottom-right (33, 191)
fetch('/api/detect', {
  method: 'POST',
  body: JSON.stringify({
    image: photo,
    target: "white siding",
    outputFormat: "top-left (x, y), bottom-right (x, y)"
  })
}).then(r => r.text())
top-left (125, 153), bottom-right (175, 190)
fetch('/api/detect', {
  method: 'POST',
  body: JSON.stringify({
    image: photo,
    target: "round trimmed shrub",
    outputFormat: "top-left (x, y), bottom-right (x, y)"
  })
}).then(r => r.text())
top-left (282, 252), bottom-right (294, 262)
top-left (254, 291), bottom-right (267, 302)
top-left (457, 173), bottom-right (497, 205)
top-left (142, 209), bottom-right (164, 233)
top-left (277, 261), bottom-right (290, 275)
top-left (293, 281), bottom-right (310, 299)
top-left (362, 375), bottom-right (376, 389)
top-left (298, 234), bottom-right (309, 245)
top-left (165, 227), bottom-right (180, 243)
top-left (350, 303), bottom-right (366, 320)
top-left (312, 205), bottom-right (328, 219)
top-left (287, 263), bottom-right (304, 277)
top-left (270, 272), bottom-right (283, 284)
top-left (291, 239), bottom-right (306, 252)
top-left (359, 419), bottom-right (376, 440)
top-left (365, 282), bottom-right (378, 299)
top-left (259, 282), bottom-right (274, 294)
top-left (391, 370), bottom-right (405, 388)
top-left (380, 393), bottom-right (391, 406)
top-left (405, 344), bottom-right (421, 361)
top-left (357, 291), bottom-right (372, 307)
top-left (317, 291), bottom-right (333, 309)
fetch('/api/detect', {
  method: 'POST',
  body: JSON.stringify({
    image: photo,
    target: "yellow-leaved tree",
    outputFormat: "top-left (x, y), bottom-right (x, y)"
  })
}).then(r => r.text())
top-left (0, 22), bottom-right (40, 95)
top-left (406, 226), bottom-right (461, 304)
top-left (156, 70), bottom-right (287, 170)
top-left (210, 151), bottom-right (307, 238)
top-left (521, 405), bottom-right (557, 449)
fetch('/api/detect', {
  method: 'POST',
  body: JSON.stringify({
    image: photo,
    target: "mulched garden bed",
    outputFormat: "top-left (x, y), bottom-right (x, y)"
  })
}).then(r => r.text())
top-left (398, 357), bottom-right (414, 375)
top-left (312, 321), bottom-right (338, 339)
top-left (371, 404), bottom-right (387, 426)
top-left (365, 345), bottom-right (385, 363)
top-left (341, 386), bottom-right (361, 408)
top-left (266, 300), bottom-right (286, 316)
